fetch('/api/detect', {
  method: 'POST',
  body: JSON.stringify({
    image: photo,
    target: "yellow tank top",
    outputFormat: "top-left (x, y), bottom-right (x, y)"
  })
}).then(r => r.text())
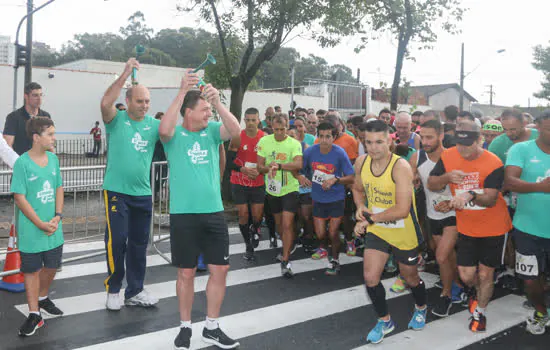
top-left (360, 154), bottom-right (422, 250)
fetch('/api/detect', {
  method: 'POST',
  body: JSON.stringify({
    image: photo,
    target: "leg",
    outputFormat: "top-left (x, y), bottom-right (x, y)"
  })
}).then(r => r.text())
top-left (24, 272), bottom-right (41, 313)
top-left (206, 265), bottom-right (230, 318)
top-left (328, 217), bottom-right (343, 260)
top-left (458, 266), bottom-right (478, 290)
top-left (103, 191), bottom-right (129, 295)
top-left (281, 211), bottom-right (296, 261)
top-left (435, 225), bottom-right (459, 298)
top-left (125, 195), bottom-right (153, 300)
top-left (264, 195), bottom-right (276, 241)
top-left (248, 188), bottom-right (266, 249)
top-left (177, 268), bottom-right (196, 321)
top-left (313, 218), bottom-right (327, 242)
top-left (477, 264), bottom-right (495, 309)
top-left (364, 247), bottom-right (390, 319)
top-left (38, 268), bottom-right (57, 298)
top-left (300, 201), bottom-right (314, 244)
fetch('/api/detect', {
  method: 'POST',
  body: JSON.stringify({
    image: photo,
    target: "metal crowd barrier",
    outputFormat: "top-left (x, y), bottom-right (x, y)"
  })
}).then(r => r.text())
top-left (0, 162), bottom-right (172, 277)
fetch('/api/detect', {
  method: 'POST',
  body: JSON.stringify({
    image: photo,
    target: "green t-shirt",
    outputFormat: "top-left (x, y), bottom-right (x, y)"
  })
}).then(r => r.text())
top-left (103, 110), bottom-right (160, 196)
top-left (304, 133), bottom-right (316, 147)
top-left (163, 122), bottom-right (224, 214)
top-left (257, 135), bottom-right (303, 197)
top-left (11, 152), bottom-right (63, 253)
top-left (506, 140), bottom-right (550, 239)
top-left (345, 130), bottom-right (354, 137)
top-left (488, 128), bottom-right (538, 164)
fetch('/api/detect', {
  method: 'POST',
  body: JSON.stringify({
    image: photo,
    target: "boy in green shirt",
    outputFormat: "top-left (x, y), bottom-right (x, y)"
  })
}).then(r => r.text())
top-left (11, 117), bottom-right (64, 337)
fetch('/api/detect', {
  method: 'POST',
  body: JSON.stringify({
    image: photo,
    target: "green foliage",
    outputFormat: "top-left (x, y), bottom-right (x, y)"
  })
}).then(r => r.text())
top-left (533, 43), bottom-right (550, 101)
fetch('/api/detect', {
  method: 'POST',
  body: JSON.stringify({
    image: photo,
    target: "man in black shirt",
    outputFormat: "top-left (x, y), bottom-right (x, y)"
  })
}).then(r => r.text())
top-left (4, 82), bottom-right (51, 155)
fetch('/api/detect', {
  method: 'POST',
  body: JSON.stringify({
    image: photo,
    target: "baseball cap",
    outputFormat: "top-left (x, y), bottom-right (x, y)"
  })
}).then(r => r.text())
top-left (455, 130), bottom-right (480, 146)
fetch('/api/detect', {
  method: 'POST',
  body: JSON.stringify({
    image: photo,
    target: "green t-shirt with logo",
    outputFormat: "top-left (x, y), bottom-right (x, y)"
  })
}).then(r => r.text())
top-left (11, 152), bottom-right (63, 253)
top-left (257, 134), bottom-right (303, 197)
top-left (488, 128), bottom-right (538, 164)
top-left (163, 122), bottom-right (224, 214)
top-left (103, 110), bottom-right (160, 196)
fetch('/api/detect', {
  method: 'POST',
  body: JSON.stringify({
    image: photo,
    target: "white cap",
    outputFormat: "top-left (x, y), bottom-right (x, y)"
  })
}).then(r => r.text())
top-left (474, 118), bottom-right (482, 128)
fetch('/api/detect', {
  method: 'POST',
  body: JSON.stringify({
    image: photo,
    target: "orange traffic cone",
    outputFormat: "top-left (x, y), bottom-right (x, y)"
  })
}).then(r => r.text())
top-left (0, 222), bottom-right (25, 292)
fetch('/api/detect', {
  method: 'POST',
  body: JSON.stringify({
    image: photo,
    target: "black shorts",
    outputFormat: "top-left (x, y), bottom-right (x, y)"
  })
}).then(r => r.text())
top-left (344, 189), bottom-right (356, 215)
top-left (170, 212), bottom-right (230, 268)
top-left (513, 229), bottom-right (550, 280)
top-left (364, 233), bottom-right (419, 266)
top-left (299, 193), bottom-right (312, 206)
top-left (457, 233), bottom-right (506, 268)
top-left (428, 216), bottom-right (457, 236)
top-left (231, 184), bottom-right (265, 205)
top-left (313, 200), bottom-right (345, 220)
top-left (415, 189), bottom-right (427, 222)
top-left (267, 192), bottom-right (299, 214)
top-left (20, 244), bottom-right (63, 273)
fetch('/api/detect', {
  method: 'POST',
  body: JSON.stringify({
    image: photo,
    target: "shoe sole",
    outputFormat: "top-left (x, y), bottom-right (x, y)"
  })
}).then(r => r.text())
top-left (173, 344), bottom-right (190, 350)
top-left (431, 304), bottom-right (452, 318)
top-left (202, 336), bottom-right (240, 349)
top-left (19, 319), bottom-right (44, 337)
top-left (39, 307), bottom-right (64, 318)
top-left (368, 325), bottom-right (395, 344)
top-left (124, 300), bottom-right (158, 307)
top-left (282, 271), bottom-right (294, 278)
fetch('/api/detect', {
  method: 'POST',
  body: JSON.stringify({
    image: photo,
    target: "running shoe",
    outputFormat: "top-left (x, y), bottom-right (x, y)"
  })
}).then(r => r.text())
top-left (366, 318), bottom-right (396, 344)
top-left (174, 327), bottom-right (192, 350)
top-left (346, 240), bottom-right (356, 256)
top-left (432, 295), bottom-right (452, 317)
top-left (38, 297), bottom-right (63, 317)
top-left (281, 261), bottom-right (294, 278)
top-left (311, 248), bottom-right (328, 260)
top-left (390, 275), bottom-right (408, 293)
top-left (526, 311), bottom-right (550, 335)
top-left (269, 236), bottom-right (278, 248)
top-left (384, 257), bottom-right (397, 273)
top-left (18, 313), bottom-right (44, 337)
top-left (469, 312), bottom-right (486, 332)
top-left (451, 282), bottom-right (466, 304)
top-left (408, 306), bottom-right (427, 330)
top-left (249, 224), bottom-right (261, 248)
top-left (325, 260), bottom-right (341, 276)
top-left (434, 279), bottom-right (443, 289)
top-left (125, 289), bottom-right (159, 307)
top-left (202, 327), bottom-right (240, 349)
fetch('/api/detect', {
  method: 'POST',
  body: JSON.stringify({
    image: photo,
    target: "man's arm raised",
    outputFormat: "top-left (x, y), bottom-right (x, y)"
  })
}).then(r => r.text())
top-left (100, 58), bottom-right (138, 124)
top-left (159, 72), bottom-right (200, 143)
top-left (202, 84), bottom-right (240, 141)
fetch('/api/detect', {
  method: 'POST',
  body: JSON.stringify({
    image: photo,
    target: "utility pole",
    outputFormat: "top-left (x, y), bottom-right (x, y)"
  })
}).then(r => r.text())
top-left (25, 0), bottom-right (33, 86)
top-left (290, 65), bottom-right (295, 111)
top-left (485, 84), bottom-right (495, 106)
top-left (459, 43), bottom-right (465, 112)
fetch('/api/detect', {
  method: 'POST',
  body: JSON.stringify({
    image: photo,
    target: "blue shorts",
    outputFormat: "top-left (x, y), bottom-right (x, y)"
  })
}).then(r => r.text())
top-left (313, 200), bottom-right (345, 220)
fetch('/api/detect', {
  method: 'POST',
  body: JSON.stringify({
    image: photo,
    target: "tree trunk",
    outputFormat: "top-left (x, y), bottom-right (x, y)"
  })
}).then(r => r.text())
top-left (390, 34), bottom-right (408, 111)
top-left (229, 76), bottom-right (246, 122)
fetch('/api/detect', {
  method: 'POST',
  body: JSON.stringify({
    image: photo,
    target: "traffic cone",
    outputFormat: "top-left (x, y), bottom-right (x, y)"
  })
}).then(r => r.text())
top-left (0, 222), bottom-right (25, 292)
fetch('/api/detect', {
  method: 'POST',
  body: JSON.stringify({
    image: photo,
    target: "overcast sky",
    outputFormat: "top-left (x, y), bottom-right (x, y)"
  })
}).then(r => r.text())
top-left (1, 0), bottom-right (549, 107)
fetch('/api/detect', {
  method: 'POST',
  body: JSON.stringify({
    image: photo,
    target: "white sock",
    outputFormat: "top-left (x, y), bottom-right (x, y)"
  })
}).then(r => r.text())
top-left (29, 311), bottom-right (40, 316)
top-left (474, 306), bottom-right (486, 317)
top-left (38, 295), bottom-right (48, 301)
top-left (180, 320), bottom-right (191, 329)
top-left (205, 317), bottom-right (218, 330)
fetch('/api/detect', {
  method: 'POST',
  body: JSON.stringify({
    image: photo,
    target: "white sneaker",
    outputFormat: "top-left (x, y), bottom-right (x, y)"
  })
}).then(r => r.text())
top-left (106, 293), bottom-right (122, 311)
top-left (124, 289), bottom-right (159, 307)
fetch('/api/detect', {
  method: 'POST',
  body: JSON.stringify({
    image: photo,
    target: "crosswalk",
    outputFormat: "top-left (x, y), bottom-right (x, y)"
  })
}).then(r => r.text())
top-left (0, 227), bottom-right (541, 350)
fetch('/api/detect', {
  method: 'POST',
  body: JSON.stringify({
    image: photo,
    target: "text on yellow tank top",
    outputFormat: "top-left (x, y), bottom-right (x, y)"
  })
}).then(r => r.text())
top-left (360, 154), bottom-right (421, 250)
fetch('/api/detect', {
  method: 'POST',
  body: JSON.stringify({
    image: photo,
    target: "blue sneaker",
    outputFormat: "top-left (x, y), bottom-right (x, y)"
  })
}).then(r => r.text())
top-left (366, 318), bottom-right (396, 344)
top-left (408, 306), bottom-right (427, 330)
top-left (197, 254), bottom-right (207, 272)
top-left (384, 256), bottom-right (397, 273)
top-left (451, 282), bottom-right (466, 304)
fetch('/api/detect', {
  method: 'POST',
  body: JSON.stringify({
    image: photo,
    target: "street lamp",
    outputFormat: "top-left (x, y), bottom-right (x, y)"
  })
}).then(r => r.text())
top-left (459, 43), bottom-right (506, 111)
top-left (12, 0), bottom-right (57, 111)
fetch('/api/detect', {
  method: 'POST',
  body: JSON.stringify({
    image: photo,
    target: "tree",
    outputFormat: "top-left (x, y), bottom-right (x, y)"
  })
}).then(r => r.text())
top-left (533, 43), bottom-right (550, 101)
top-left (356, 0), bottom-right (466, 110)
top-left (119, 11), bottom-right (154, 55)
top-left (32, 42), bottom-right (59, 67)
top-left (179, 0), bottom-right (362, 120)
top-left (58, 33), bottom-right (126, 64)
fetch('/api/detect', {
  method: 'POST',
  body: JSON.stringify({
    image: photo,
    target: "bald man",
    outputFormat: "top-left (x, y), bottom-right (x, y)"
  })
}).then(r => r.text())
top-left (100, 58), bottom-right (160, 311)
top-left (393, 112), bottom-right (421, 150)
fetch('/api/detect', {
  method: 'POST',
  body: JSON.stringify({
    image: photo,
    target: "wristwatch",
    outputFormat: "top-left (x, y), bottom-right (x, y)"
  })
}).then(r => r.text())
top-left (467, 190), bottom-right (477, 201)
top-left (364, 211), bottom-right (375, 225)
top-left (55, 212), bottom-right (63, 219)
top-left (277, 163), bottom-right (282, 171)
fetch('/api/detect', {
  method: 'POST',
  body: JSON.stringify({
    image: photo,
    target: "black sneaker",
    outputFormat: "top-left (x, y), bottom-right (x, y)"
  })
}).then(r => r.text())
top-left (434, 279), bottom-right (443, 289)
top-left (202, 327), bottom-right (240, 349)
top-left (243, 248), bottom-right (256, 262)
top-left (249, 224), bottom-right (260, 248)
top-left (174, 327), bottom-right (192, 350)
top-left (19, 313), bottom-right (44, 337)
top-left (39, 298), bottom-right (63, 317)
top-left (269, 236), bottom-right (278, 248)
top-left (281, 261), bottom-right (294, 278)
top-left (432, 295), bottom-right (452, 317)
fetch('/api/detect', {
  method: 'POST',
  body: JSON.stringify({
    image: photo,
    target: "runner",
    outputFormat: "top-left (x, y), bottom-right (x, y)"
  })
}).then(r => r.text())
top-left (481, 120), bottom-right (504, 149)
top-left (428, 120), bottom-right (512, 332)
top-left (352, 120), bottom-right (427, 344)
top-left (227, 108), bottom-right (265, 261)
top-left (412, 120), bottom-right (461, 317)
top-left (159, 73), bottom-right (241, 349)
top-left (257, 113), bottom-right (303, 278)
top-left (300, 122), bottom-right (354, 275)
top-left (393, 112), bottom-right (421, 150)
top-left (504, 110), bottom-right (550, 335)
top-left (294, 115), bottom-right (316, 146)
top-left (99, 58), bottom-right (160, 310)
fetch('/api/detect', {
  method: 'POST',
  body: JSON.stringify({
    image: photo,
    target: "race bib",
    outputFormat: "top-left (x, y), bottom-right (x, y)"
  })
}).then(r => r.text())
top-left (455, 189), bottom-right (484, 210)
top-left (372, 206), bottom-right (405, 229)
top-left (515, 251), bottom-right (538, 276)
top-left (312, 170), bottom-right (335, 185)
top-left (244, 162), bottom-right (257, 168)
top-left (267, 178), bottom-right (282, 194)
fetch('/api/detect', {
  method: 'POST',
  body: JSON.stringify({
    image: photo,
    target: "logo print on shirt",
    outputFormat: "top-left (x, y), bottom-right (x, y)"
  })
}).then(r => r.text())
top-left (200, 131), bottom-right (207, 137)
top-left (132, 132), bottom-right (148, 152)
top-left (531, 156), bottom-right (541, 163)
top-left (188, 142), bottom-right (209, 164)
top-left (181, 131), bottom-right (188, 136)
top-left (243, 145), bottom-right (248, 151)
top-left (125, 121), bottom-right (131, 126)
top-left (37, 180), bottom-right (54, 204)
top-left (28, 173), bottom-right (38, 182)
top-left (143, 126), bottom-right (151, 131)
top-left (536, 169), bottom-right (550, 183)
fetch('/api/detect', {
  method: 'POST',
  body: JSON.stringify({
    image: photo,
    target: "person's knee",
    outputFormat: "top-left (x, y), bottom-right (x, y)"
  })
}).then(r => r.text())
top-left (477, 267), bottom-right (494, 283)
top-left (401, 269), bottom-right (420, 286)
top-left (436, 249), bottom-right (450, 266)
top-left (364, 269), bottom-right (381, 287)
top-left (178, 268), bottom-right (196, 282)
top-left (458, 268), bottom-right (475, 285)
top-left (209, 265), bottom-right (230, 279)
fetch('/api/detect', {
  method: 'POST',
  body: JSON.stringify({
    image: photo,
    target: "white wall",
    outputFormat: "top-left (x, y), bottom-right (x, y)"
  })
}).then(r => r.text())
top-left (370, 100), bottom-right (431, 115)
top-left (429, 88), bottom-right (473, 111)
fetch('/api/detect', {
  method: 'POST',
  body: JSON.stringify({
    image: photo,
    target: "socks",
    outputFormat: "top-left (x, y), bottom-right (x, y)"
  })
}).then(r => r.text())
top-left (474, 306), bottom-right (486, 318)
top-left (180, 320), bottom-right (191, 329)
top-left (38, 295), bottom-right (48, 301)
top-left (366, 282), bottom-right (388, 318)
top-left (29, 311), bottom-right (40, 316)
top-left (410, 279), bottom-right (427, 308)
top-left (205, 317), bottom-right (219, 330)
top-left (239, 224), bottom-right (251, 247)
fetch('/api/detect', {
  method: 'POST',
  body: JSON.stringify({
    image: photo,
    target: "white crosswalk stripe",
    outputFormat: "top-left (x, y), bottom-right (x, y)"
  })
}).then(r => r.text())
top-left (2, 232), bottom-right (535, 350)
